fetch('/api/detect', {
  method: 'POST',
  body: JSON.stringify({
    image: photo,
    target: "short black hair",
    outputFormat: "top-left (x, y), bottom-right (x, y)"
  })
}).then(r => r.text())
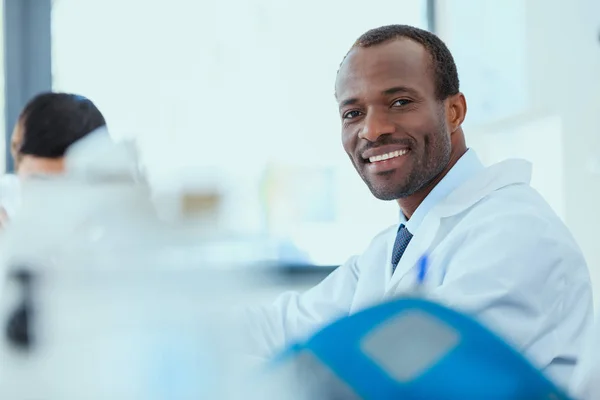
top-left (344, 24), bottom-right (459, 100)
top-left (16, 92), bottom-right (106, 158)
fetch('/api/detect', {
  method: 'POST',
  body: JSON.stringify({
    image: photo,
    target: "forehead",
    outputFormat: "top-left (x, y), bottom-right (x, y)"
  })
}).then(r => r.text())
top-left (335, 39), bottom-right (435, 102)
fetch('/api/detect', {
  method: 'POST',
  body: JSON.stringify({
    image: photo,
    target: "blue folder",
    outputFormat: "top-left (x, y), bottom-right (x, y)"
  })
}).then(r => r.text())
top-left (272, 297), bottom-right (572, 399)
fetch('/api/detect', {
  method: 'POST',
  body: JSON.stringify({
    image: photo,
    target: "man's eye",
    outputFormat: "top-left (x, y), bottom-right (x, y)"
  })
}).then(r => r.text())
top-left (343, 110), bottom-right (362, 119)
top-left (392, 99), bottom-right (412, 107)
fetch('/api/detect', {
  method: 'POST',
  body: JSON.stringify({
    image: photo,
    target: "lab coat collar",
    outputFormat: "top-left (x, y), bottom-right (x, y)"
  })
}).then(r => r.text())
top-left (386, 157), bottom-right (533, 290)
top-left (400, 149), bottom-right (484, 234)
top-left (433, 158), bottom-right (532, 218)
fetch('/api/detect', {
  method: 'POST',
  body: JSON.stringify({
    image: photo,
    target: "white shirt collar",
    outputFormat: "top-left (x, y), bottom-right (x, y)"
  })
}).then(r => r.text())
top-left (399, 149), bottom-right (484, 233)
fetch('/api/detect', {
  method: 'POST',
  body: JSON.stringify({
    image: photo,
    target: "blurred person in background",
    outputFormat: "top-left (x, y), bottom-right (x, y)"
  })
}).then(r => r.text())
top-left (245, 24), bottom-right (592, 389)
top-left (0, 92), bottom-right (106, 226)
top-left (10, 92), bottom-right (106, 176)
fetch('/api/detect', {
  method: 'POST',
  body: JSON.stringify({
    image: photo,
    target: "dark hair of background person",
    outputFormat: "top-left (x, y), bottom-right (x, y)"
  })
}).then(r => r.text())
top-left (15, 92), bottom-right (106, 159)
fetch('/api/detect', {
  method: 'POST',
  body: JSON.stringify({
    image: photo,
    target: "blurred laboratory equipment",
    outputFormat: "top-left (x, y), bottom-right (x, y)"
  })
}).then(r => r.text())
top-left (0, 128), bottom-right (573, 399)
top-left (0, 128), bottom-right (304, 400)
top-left (261, 297), bottom-right (573, 400)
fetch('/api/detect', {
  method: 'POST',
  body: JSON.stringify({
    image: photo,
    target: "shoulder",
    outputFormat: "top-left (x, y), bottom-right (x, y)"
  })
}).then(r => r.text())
top-left (446, 184), bottom-right (587, 277)
top-left (363, 224), bottom-right (397, 253)
top-left (0, 174), bottom-right (21, 219)
top-left (460, 183), bottom-right (568, 236)
top-left (341, 224), bottom-right (396, 269)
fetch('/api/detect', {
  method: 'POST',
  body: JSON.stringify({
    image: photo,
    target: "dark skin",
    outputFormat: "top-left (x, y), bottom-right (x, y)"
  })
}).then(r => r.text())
top-left (335, 38), bottom-right (468, 219)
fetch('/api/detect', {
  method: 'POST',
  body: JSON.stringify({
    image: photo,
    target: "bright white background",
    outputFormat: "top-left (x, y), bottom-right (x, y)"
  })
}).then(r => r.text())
top-left (51, 0), bottom-right (600, 302)
top-left (0, 0), bottom-right (5, 170)
top-left (51, 0), bottom-right (428, 265)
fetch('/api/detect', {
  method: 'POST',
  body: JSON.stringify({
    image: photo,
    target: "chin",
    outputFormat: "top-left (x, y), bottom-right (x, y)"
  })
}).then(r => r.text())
top-left (371, 192), bottom-right (400, 201)
top-left (368, 178), bottom-right (423, 200)
top-left (363, 175), bottom-right (407, 201)
top-left (367, 184), bottom-right (403, 201)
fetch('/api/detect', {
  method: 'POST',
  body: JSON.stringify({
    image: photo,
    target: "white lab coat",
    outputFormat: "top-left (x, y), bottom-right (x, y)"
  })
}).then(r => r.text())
top-left (245, 158), bottom-right (593, 389)
top-left (570, 319), bottom-right (600, 399)
top-left (0, 174), bottom-right (20, 220)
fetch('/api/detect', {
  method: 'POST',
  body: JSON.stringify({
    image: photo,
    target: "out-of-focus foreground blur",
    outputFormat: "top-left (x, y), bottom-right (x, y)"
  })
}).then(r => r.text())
top-left (40, 0), bottom-right (600, 291)
top-left (0, 0), bottom-right (598, 398)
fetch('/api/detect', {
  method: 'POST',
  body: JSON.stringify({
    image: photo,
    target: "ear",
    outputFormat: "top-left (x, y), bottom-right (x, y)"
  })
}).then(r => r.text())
top-left (10, 120), bottom-right (24, 161)
top-left (445, 92), bottom-right (467, 133)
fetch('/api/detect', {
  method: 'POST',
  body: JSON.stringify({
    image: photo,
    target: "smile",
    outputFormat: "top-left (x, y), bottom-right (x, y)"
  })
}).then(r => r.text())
top-left (368, 149), bottom-right (409, 163)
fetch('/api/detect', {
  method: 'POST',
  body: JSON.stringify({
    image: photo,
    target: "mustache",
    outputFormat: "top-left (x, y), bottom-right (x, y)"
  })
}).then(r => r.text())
top-left (357, 137), bottom-right (415, 155)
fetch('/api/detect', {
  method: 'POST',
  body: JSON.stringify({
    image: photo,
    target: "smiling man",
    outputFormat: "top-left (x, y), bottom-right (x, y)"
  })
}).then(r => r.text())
top-left (246, 25), bottom-right (592, 388)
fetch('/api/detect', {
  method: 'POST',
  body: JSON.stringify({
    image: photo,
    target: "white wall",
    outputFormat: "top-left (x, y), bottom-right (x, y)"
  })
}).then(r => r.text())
top-left (51, 0), bottom-right (428, 265)
top-left (548, 0), bottom-right (600, 302)
top-left (438, 0), bottom-right (600, 301)
top-left (50, 0), bottom-right (600, 289)
top-left (0, 1), bottom-right (5, 173)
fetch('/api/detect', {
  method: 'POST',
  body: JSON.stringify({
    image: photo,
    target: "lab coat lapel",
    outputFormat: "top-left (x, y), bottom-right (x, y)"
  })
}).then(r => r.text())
top-left (385, 215), bottom-right (440, 292)
top-left (384, 228), bottom-right (397, 281)
top-left (384, 158), bottom-right (533, 294)
top-left (435, 159), bottom-right (532, 218)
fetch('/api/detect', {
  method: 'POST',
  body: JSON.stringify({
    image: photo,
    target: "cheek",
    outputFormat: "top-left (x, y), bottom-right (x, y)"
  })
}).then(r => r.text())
top-left (392, 103), bottom-right (445, 135)
top-left (405, 116), bottom-right (435, 134)
top-left (341, 130), bottom-right (356, 154)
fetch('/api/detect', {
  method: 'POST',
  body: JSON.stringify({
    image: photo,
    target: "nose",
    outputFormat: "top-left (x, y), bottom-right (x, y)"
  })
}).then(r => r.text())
top-left (358, 108), bottom-right (395, 142)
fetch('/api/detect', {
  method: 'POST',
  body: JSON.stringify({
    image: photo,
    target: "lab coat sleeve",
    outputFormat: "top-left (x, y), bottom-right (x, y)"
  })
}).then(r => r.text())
top-left (569, 320), bottom-right (599, 400)
top-left (243, 255), bottom-right (361, 360)
top-left (429, 212), bottom-right (593, 389)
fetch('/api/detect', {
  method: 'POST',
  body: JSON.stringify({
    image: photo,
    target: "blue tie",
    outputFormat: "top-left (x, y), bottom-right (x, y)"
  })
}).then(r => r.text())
top-left (391, 224), bottom-right (413, 274)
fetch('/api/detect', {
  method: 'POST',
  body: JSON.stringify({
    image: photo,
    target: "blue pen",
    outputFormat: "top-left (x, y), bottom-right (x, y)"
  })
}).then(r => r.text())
top-left (417, 254), bottom-right (429, 285)
top-left (400, 254), bottom-right (429, 298)
top-left (413, 254), bottom-right (429, 295)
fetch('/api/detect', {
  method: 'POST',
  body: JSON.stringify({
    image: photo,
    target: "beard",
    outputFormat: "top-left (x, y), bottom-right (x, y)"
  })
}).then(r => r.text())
top-left (355, 116), bottom-right (452, 201)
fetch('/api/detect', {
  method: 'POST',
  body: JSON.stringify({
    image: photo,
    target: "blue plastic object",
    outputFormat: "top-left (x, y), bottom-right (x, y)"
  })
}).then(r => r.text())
top-left (273, 297), bottom-right (571, 400)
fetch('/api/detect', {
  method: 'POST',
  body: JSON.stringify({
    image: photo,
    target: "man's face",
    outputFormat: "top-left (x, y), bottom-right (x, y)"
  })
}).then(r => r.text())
top-left (336, 39), bottom-right (452, 200)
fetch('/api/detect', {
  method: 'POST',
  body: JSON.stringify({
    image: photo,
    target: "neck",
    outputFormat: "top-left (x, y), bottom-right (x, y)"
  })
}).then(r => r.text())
top-left (397, 145), bottom-right (467, 219)
top-left (17, 156), bottom-right (65, 177)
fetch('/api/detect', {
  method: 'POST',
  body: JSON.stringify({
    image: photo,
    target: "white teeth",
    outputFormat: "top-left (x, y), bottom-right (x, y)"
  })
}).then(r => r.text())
top-left (369, 149), bottom-right (408, 163)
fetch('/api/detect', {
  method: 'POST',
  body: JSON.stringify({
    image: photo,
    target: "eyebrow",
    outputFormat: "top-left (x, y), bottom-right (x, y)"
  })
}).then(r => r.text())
top-left (382, 86), bottom-right (419, 97)
top-left (338, 86), bottom-right (420, 109)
